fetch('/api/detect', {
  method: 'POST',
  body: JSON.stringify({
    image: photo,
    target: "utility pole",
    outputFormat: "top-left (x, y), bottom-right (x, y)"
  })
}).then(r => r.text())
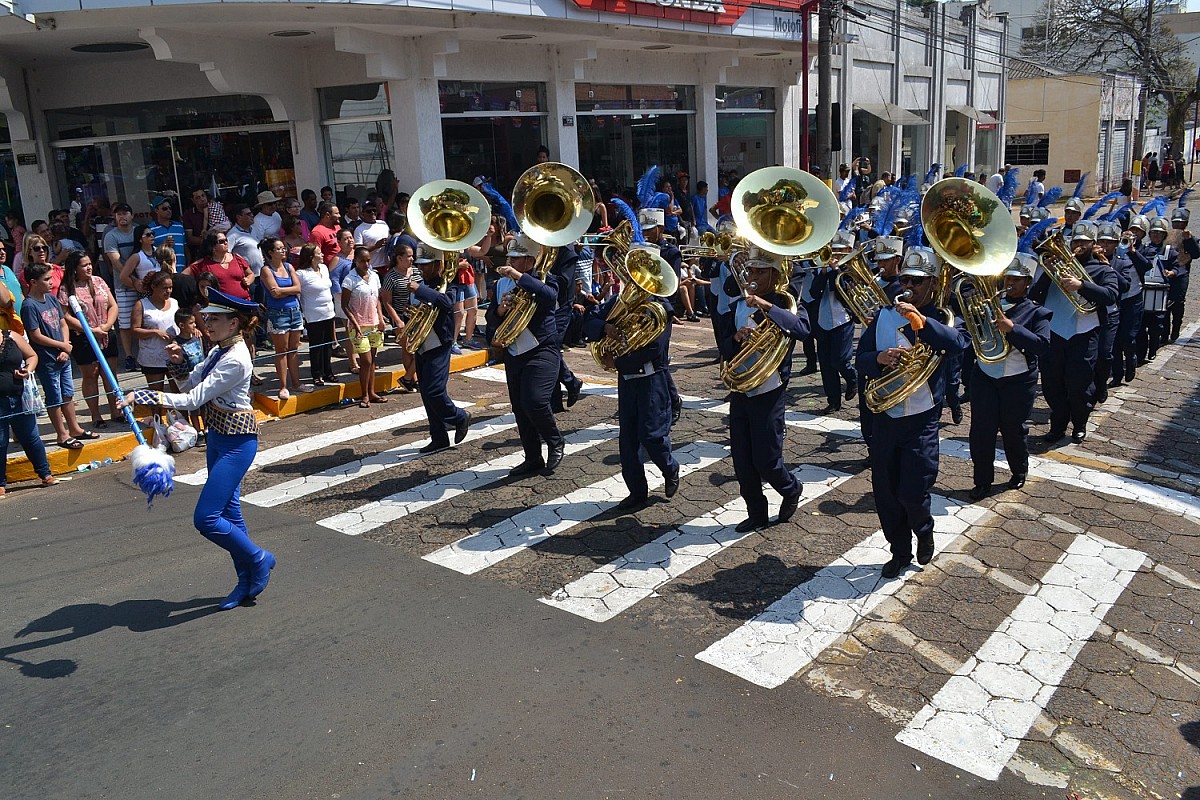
top-left (816, 0), bottom-right (835, 179)
top-left (1132, 0), bottom-right (1155, 180)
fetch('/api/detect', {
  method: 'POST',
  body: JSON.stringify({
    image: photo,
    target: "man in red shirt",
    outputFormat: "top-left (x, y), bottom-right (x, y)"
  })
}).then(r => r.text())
top-left (309, 201), bottom-right (342, 267)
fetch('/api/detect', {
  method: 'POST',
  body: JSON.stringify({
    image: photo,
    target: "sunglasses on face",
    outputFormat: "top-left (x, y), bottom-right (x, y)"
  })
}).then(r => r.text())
top-left (899, 276), bottom-right (928, 285)
top-left (31, 245), bottom-right (49, 252)
top-left (215, 238), bottom-right (228, 244)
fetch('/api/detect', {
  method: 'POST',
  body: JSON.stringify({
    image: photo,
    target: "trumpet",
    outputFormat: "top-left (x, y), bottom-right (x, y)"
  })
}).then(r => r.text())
top-left (680, 231), bottom-right (738, 259)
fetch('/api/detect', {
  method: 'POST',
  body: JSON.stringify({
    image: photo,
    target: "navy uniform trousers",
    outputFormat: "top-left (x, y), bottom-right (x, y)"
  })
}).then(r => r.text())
top-left (1042, 330), bottom-right (1099, 433)
top-left (969, 367), bottom-right (1038, 487)
top-left (416, 343), bottom-right (468, 448)
top-left (1116, 295), bottom-right (1144, 381)
top-left (815, 321), bottom-right (856, 407)
top-left (871, 406), bottom-right (939, 560)
top-left (618, 371), bottom-right (678, 497)
top-left (729, 385), bottom-right (800, 520)
top-left (1095, 304), bottom-right (1119, 393)
top-left (505, 344), bottom-right (563, 462)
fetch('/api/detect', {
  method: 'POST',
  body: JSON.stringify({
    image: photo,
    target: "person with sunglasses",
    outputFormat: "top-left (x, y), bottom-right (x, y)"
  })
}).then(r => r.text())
top-left (856, 247), bottom-right (969, 579)
top-left (119, 289), bottom-right (276, 611)
top-left (148, 195), bottom-right (186, 267)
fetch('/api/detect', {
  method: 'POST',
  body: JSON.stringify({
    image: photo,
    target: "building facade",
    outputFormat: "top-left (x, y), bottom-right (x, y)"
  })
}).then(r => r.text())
top-left (0, 0), bottom-right (1004, 218)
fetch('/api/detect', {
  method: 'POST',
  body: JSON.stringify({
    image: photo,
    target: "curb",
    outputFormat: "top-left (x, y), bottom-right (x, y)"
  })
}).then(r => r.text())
top-left (4, 348), bottom-right (492, 484)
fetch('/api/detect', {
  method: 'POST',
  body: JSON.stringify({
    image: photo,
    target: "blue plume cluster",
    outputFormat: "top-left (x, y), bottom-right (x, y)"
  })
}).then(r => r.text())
top-left (130, 443), bottom-right (175, 509)
top-left (904, 215), bottom-right (925, 249)
top-left (923, 163), bottom-right (941, 185)
top-left (902, 174), bottom-right (918, 193)
top-left (1017, 218), bottom-right (1057, 254)
top-left (1038, 187), bottom-right (1063, 208)
top-left (1101, 200), bottom-right (1134, 223)
top-left (1024, 181), bottom-right (1039, 206)
top-left (1179, 188), bottom-right (1194, 208)
top-left (1083, 191), bottom-right (1121, 220)
top-left (1139, 195), bottom-right (1167, 219)
top-left (840, 205), bottom-right (866, 230)
top-left (636, 165), bottom-right (659, 208)
top-left (609, 197), bottom-right (645, 244)
top-left (1072, 172), bottom-right (1089, 199)
top-left (954, 163), bottom-right (968, 178)
top-left (479, 181), bottom-right (520, 235)
top-left (873, 189), bottom-right (919, 237)
top-left (998, 168), bottom-right (1020, 209)
top-left (838, 179), bottom-right (856, 203)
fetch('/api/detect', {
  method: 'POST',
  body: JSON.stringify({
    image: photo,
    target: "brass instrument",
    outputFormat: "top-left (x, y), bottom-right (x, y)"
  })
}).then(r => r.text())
top-left (1033, 230), bottom-right (1097, 314)
top-left (492, 162), bottom-right (595, 348)
top-left (720, 256), bottom-right (800, 392)
top-left (953, 273), bottom-right (1010, 363)
top-left (589, 244), bottom-right (678, 372)
top-left (680, 230), bottom-right (736, 259)
top-left (862, 292), bottom-right (949, 413)
top-left (831, 240), bottom-right (890, 325)
top-left (405, 179), bottom-right (491, 354)
top-left (731, 166), bottom-right (840, 256)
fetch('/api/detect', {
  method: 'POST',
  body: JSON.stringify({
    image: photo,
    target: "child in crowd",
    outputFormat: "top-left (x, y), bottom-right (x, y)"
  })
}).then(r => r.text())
top-left (174, 309), bottom-right (207, 435)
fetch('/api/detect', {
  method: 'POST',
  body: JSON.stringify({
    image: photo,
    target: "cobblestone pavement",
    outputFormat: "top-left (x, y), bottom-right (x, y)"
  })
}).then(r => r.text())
top-left (150, 264), bottom-right (1200, 799)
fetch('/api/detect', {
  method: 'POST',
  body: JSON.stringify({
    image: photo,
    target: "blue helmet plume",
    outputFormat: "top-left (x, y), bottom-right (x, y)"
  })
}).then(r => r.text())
top-left (1101, 200), bottom-right (1135, 223)
top-left (1179, 188), bottom-right (1194, 208)
top-left (609, 197), bottom-right (645, 244)
top-left (873, 189), bottom-right (919, 237)
top-left (636, 165), bottom-right (659, 209)
top-left (923, 163), bottom-right (941, 185)
top-left (1083, 191), bottom-right (1121, 220)
top-left (838, 179), bottom-right (856, 203)
top-left (1038, 187), bottom-right (1063, 208)
top-left (1017, 218), bottom-right (1057, 255)
top-left (840, 205), bottom-right (866, 230)
top-left (998, 168), bottom-right (1020, 210)
top-left (1139, 195), bottom-right (1168, 219)
top-left (1072, 172), bottom-right (1089, 199)
top-left (479, 181), bottom-right (520, 235)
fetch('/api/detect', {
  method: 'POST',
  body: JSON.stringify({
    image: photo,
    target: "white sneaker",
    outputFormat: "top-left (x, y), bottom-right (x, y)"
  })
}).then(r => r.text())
top-left (295, 384), bottom-right (315, 394)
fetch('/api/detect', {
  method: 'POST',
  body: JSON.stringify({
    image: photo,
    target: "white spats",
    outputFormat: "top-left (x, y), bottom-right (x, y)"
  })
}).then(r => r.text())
top-left (896, 534), bottom-right (1145, 780)
top-left (422, 441), bottom-right (729, 575)
top-left (317, 422), bottom-right (621, 536)
top-left (242, 415), bottom-right (518, 508)
top-left (695, 497), bottom-right (989, 688)
top-left (541, 466), bottom-right (851, 622)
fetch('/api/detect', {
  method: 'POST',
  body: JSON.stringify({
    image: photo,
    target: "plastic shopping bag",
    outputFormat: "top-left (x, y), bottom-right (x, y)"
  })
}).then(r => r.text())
top-left (21, 375), bottom-right (45, 416)
top-left (163, 410), bottom-right (198, 453)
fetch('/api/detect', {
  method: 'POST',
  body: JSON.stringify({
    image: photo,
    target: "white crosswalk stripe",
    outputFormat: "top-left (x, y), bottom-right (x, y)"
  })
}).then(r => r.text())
top-left (695, 495), bottom-right (990, 689)
top-left (242, 414), bottom-right (519, 508)
top-left (896, 533), bottom-right (1145, 780)
top-left (461, 365), bottom-right (727, 411)
top-left (176, 405), bottom-right (460, 485)
top-left (317, 422), bottom-right (622, 536)
top-left (422, 441), bottom-right (729, 575)
top-left (540, 465), bottom-right (852, 622)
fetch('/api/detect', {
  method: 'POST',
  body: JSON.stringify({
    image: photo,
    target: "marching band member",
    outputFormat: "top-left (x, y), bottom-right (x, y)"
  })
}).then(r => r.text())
top-left (809, 237), bottom-right (859, 414)
top-left (967, 255), bottom-right (1052, 501)
top-left (791, 253), bottom-right (819, 376)
top-left (1060, 197), bottom-right (1084, 233)
top-left (409, 246), bottom-right (472, 453)
top-left (120, 289), bottom-right (275, 610)
top-left (873, 235), bottom-right (905, 301)
top-left (486, 234), bottom-right (565, 476)
top-left (551, 243), bottom-right (585, 411)
top-left (640, 208), bottom-right (684, 424)
top-left (856, 248), bottom-right (969, 578)
top-left (582, 251), bottom-right (680, 512)
top-left (1113, 216), bottom-right (1150, 386)
top-left (1129, 217), bottom-right (1178, 365)
top-left (1167, 208), bottom-right (1197, 342)
top-left (1030, 222), bottom-right (1119, 443)
top-left (1091, 223), bottom-right (1131, 404)
top-left (717, 249), bottom-right (810, 533)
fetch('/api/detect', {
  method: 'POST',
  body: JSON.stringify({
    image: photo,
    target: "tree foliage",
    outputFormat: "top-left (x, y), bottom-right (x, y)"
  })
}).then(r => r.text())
top-left (1021, 0), bottom-right (1197, 147)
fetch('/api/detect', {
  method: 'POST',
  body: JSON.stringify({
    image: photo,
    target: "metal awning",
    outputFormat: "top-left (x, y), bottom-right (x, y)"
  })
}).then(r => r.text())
top-left (948, 105), bottom-right (1000, 124)
top-left (853, 103), bottom-right (929, 126)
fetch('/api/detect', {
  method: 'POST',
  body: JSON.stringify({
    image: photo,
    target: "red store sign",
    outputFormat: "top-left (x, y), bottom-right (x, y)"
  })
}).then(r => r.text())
top-left (571, 0), bottom-right (814, 28)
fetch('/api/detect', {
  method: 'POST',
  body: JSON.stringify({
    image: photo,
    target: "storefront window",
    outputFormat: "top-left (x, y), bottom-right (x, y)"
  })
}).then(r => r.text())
top-left (440, 82), bottom-right (546, 193)
top-left (47, 95), bottom-right (275, 141)
top-left (717, 87), bottom-right (775, 111)
top-left (577, 114), bottom-right (693, 190)
top-left (717, 87), bottom-right (775, 180)
top-left (440, 82), bottom-right (544, 114)
top-left (576, 84), bottom-right (695, 112)
top-left (902, 112), bottom-right (930, 178)
top-left (852, 109), bottom-right (882, 169)
top-left (974, 122), bottom-right (999, 175)
top-left (321, 84), bottom-right (395, 193)
top-left (321, 83), bottom-right (390, 120)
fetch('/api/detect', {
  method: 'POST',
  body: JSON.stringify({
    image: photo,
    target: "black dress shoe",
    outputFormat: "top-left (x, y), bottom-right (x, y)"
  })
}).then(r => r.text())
top-left (508, 460), bottom-right (545, 478)
top-left (1071, 429), bottom-right (1087, 444)
top-left (844, 379), bottom-right (857, 402)
top-left (1042, 429), bottom-right (1066, 443)
top-left (968, 484), bottom-right (990, 502)
top-left (545, 443), bottom-right (565, 471)
top-left (418, 441), bottom-right (450, 455)
top-left (1007, 473), bottom-right (1027, 490)
top-left (799, 364), bottom-right (818, 376)
top-left (1107, 376), bottom-right (1124, 389)
top-left (822, 403), bottom-right (842, 414)
top-left (616, 494), bottom-right (648, 511)
top-left (1093, 388), bottom-right (1108, 405)
top-left (566, 379), bottom-right (583, 407)
top-left (664, 469), bottom-right (680, 498)
top-left (671, 396), bottom-right (683, 426)
top-left (949, 404), bottom-right (964, 425)
top-left (454, 411), bottom-right (472, 444)
top-left (916, 533), bottom-right (934, 565)
top-left (777, 491), bottom-right (801, 523)
top-left (881, 556), bottom-right (911, 579)
top-left (734, 517), bottom-right (769, 534)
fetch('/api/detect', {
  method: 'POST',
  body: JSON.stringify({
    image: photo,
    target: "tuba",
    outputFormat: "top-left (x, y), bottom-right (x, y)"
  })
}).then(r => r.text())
top-left (1033, 230), bottom-right (1097, 314)
top-left (590, 244), bottom-right (677, 372)
top-left (831, 240), bottom-right (890, 326)
top-left (864, 178), bottom-right (1016, 412)
top-left (491, 163), bottom-right (595, 348)
top-left (405, 179), bottom-right (491, 354)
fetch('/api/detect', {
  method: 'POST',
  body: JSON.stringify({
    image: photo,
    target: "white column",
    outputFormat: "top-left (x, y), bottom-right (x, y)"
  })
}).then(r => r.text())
top-left (290, 118), bottom-right (325, 199)
top-left (10, 141), bottom-right (53, 216)
top-left (696, 82), bottom-right (720, 190)
top-left (546, 45), bottom-right (593, 168)
top-left (779, 81), bottom-right (801, 169)
top-left (388, 78), bottom-right (446, 186)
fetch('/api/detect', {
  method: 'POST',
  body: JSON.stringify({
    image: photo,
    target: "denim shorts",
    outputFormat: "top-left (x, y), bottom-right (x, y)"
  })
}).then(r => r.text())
top-left (266, 305), bottom-right (304, 335)
top-left (448, 283), bottom-right (479, 303)
top-left (36, 357), bottom-right (74, 408)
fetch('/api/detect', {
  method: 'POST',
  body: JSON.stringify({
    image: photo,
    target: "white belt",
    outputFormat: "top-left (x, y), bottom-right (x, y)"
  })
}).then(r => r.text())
top-left (620, 361), bottom-right (657, 380)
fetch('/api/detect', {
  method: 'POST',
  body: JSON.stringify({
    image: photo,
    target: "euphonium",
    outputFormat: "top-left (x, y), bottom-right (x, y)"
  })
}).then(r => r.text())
top-left (862, 290), bottom-right (954, 413)
top-left (953, 272), bottom-right (1010, 363)
top-left (405, 179), bottom-right (491, 354)
top-left (831, 240), bottom-right (890, 326)
top-left (589, 245), bottom-right (678, 372)
top-left (1033, 230), bottom-right (1096, 314)
top-left (492, 162), bottom-right (595, 349)
top-left (720, 249), bottom-right (801, 393)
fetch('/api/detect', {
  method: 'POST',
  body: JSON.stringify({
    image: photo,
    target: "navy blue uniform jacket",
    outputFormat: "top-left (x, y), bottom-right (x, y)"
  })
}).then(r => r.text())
top-left (715, 291), bottom-right (810, 387)
top-left (483, 272), bottom-right (559, 349)
top-left (856, 303), bottom-right (970, 407)
top-left (582, 296), bottom-right (674, 374)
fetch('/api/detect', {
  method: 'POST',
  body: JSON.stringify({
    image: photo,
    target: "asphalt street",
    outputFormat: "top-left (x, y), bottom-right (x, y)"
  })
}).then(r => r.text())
top-left (4, 281), bottom-right (1200, 799)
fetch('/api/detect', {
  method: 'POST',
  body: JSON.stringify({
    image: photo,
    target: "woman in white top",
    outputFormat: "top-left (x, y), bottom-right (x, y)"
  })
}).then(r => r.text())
top-left (118, 225), bottom-right (161, 362)
top-left (341, 245), bottom-right (385, 407)
top-left (294, 244), bottom-right (337, 385)
top-left (131, 270), bottom-right (179, 392)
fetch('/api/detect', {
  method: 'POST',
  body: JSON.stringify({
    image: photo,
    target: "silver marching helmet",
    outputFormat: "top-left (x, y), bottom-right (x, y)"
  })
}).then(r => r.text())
top-left (874, 235), bottom-right (903, 260)
top-left (1003, 253), bottom-right (1038, 278)
top-left (900, 246), bottom-right (941, 278)
top-left (1149, 217), bottom-right (1170, 234)
top-left (1128, 214), bottom-right (1151, 233)
top-left (1095, 222), bottom-right (1121, 242)
top-left (1172, 207), bottom-right (1191, 223)
top-left (1063, 197), bottom-right (1086, 216)
top-left (1070, 221), bottom-right (1098, 242)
